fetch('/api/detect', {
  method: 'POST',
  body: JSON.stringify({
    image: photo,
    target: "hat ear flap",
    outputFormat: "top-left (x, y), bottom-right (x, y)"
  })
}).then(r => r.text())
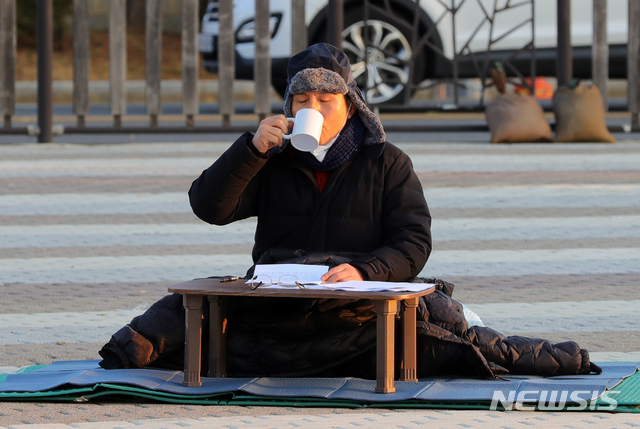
top-left (346, 96), bottom-right (356, 118)
top-left (351, 85), bottom-right (365, 102)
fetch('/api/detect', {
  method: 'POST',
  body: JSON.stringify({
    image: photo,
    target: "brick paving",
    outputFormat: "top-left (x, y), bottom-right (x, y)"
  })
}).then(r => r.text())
top-left (1, 409), bottom-right (640, 428)
top-left (0, 139), bottom-right (639, 427)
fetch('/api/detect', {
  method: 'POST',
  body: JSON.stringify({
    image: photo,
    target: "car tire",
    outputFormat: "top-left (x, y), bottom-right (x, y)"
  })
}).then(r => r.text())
top-left (340, 6), bottom-right (426, 106)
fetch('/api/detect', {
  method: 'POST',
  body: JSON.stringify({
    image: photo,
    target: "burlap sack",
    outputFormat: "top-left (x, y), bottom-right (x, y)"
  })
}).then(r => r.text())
top-left (485, 93), bottom-right (552, 143)
top-left (553, 83), bottom-right (615, 143)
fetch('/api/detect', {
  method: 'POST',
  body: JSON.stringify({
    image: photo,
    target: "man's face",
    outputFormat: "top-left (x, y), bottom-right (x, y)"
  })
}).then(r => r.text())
top-left (291, 91), bottom-right (355, 145)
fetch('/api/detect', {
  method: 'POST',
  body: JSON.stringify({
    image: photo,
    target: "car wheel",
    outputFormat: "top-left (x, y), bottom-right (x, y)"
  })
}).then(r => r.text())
top-left (341, 7), bottom-right (424, 105)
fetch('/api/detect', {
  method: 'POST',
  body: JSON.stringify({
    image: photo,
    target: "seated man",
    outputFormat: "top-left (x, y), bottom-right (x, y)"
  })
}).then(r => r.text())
top-left (99, 44), bottom-right (600, 379)
top-left (186, 42), bottom-right (431, 377)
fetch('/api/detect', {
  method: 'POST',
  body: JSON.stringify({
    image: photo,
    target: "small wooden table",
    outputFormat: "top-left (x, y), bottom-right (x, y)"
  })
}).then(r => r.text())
top-left (168, 278), bottom-right (434, 393)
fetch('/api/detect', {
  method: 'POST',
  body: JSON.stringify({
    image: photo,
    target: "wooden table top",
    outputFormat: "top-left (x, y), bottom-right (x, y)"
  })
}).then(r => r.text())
top-left (169, 278), bottom-right (435, 301)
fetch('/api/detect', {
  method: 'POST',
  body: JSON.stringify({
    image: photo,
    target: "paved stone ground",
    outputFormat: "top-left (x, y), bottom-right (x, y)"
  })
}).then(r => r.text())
top-left (2, 410), bottom-right (640, 428)
top-left (1, 140), bottom-right (640, 427)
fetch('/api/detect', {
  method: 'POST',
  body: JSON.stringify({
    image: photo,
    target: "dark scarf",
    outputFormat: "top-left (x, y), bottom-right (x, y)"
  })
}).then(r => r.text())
top-left (295, 114), bottom-right (366, 172)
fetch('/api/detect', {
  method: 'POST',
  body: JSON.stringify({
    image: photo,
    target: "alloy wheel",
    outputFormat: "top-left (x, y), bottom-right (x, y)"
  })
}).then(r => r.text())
top-left (342, 19), bottom-right (412, 105)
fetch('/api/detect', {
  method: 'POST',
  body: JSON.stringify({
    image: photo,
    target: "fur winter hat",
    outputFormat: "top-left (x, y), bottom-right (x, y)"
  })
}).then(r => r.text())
top-left (283, 43), bottom-right (386, 145)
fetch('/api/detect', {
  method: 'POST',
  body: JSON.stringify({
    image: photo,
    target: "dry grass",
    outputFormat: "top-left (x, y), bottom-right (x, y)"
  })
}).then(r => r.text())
top-left (16, 27), bottom-right (212, 81)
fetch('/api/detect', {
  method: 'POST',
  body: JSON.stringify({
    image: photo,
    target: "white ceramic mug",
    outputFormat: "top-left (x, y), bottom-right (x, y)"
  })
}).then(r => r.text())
top-left (282, 108), bottom-right (324, 152)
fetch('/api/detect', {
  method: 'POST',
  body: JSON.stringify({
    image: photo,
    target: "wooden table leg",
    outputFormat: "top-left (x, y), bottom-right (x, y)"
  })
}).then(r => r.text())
top-left (208, 295), bottom-right (227, 377)
top-left (375, 299), bottom-right (398, 393)
top-left (400, 297), bottom-right (419, 382)
top-left (183, 294), bottom-right (203, 387)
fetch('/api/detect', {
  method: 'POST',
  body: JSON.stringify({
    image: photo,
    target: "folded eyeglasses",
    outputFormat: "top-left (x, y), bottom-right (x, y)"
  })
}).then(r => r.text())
top-left (248, 274), bottom-right (306, 290)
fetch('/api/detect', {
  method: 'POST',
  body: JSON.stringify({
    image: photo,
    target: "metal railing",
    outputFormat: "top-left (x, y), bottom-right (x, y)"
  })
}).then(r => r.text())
top-left (0, 0), bottom-right (638, 142)
top-left (629, 0), bottom-right (640, 130)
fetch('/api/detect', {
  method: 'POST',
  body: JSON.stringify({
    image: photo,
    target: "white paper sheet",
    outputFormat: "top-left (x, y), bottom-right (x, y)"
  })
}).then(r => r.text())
top-left (304, 281), bottom-right (436, 293)
top-left (247, 265), bottom-right (435, 292)
top-left (247, 264), bottom-right (329, 286)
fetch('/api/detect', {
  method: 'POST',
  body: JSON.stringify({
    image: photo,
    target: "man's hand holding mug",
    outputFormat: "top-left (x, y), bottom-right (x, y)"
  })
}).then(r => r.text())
top-left (252, 109), bottom-right (324, 154)
top-left (252, 115), bottom-right (291, 154)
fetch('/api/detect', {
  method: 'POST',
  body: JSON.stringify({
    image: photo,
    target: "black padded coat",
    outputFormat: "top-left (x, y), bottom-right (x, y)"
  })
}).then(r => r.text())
top-left (188, 132), bottom-right (432, 281)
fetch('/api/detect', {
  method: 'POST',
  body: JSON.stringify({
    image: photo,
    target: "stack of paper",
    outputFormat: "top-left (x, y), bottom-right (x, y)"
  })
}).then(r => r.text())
top-left (303, 281), bottom-right (435, 292)
top-left (246, 264), bottom-right (434, 292)
top-left (247, 264), bottom-right (328, 286)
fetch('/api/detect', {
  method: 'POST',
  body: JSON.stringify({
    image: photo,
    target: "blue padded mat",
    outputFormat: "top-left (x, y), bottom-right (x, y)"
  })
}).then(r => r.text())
top-left (70, 369), bottom-right (177, 390)
top-left (28, 360), bottom-right (101, 373)
top-left (325, 379), bottom-right (433, 401)
top-left (0, 371), bottom-right (80, 393)
top-left (416, 379), bottom-right (521, 401)
top-left (242, 377), bottom-right (349, 398)
top-left (548, 362), bottom-right (639, 385)
top-left (156, 375), bottom-right (256, 395)
top-left (0, 360), bottom-right (637, 404)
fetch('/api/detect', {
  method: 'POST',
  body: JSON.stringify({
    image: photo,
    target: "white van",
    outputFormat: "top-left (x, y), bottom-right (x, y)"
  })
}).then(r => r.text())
top-left (199, 0), bottom-right (628, 104)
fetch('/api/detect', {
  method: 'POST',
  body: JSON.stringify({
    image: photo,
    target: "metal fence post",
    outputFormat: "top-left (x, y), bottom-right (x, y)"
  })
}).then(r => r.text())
top-left (0, 0), bottom-right (16, 129)
top-left (556, 0), bottom-right (572, 86)
top-left (529, 0), bottom-right (537, 101)
top-left (254, 0), bottom-right (271, 120)
top-left (182, 0), bottom-right (199, 127)
top-left (109, 0), bottom-right (126, 128)
top-left (593, 0), bottom-right (608, 111)
top-left (219, 0), bottom-right (234, 127)
top-left (73, 0), bottom-right (89, 128)
top-left (327, 0), bottom-right (343, 49)
top-left (451, 4), bottom-right (459, 106)
top-left (146, 0), bottom-right (162, 127)
top-left (37, 0), bottom-right (53, 143)
top-left (291, 0), bottom-right (307, 55)
top-left (629, 0), bottom-right (640, 130)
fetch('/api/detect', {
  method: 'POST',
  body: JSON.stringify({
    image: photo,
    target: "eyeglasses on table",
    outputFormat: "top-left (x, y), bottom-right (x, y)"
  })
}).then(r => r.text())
top-left (248, 274), bottom-right (306, 290)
